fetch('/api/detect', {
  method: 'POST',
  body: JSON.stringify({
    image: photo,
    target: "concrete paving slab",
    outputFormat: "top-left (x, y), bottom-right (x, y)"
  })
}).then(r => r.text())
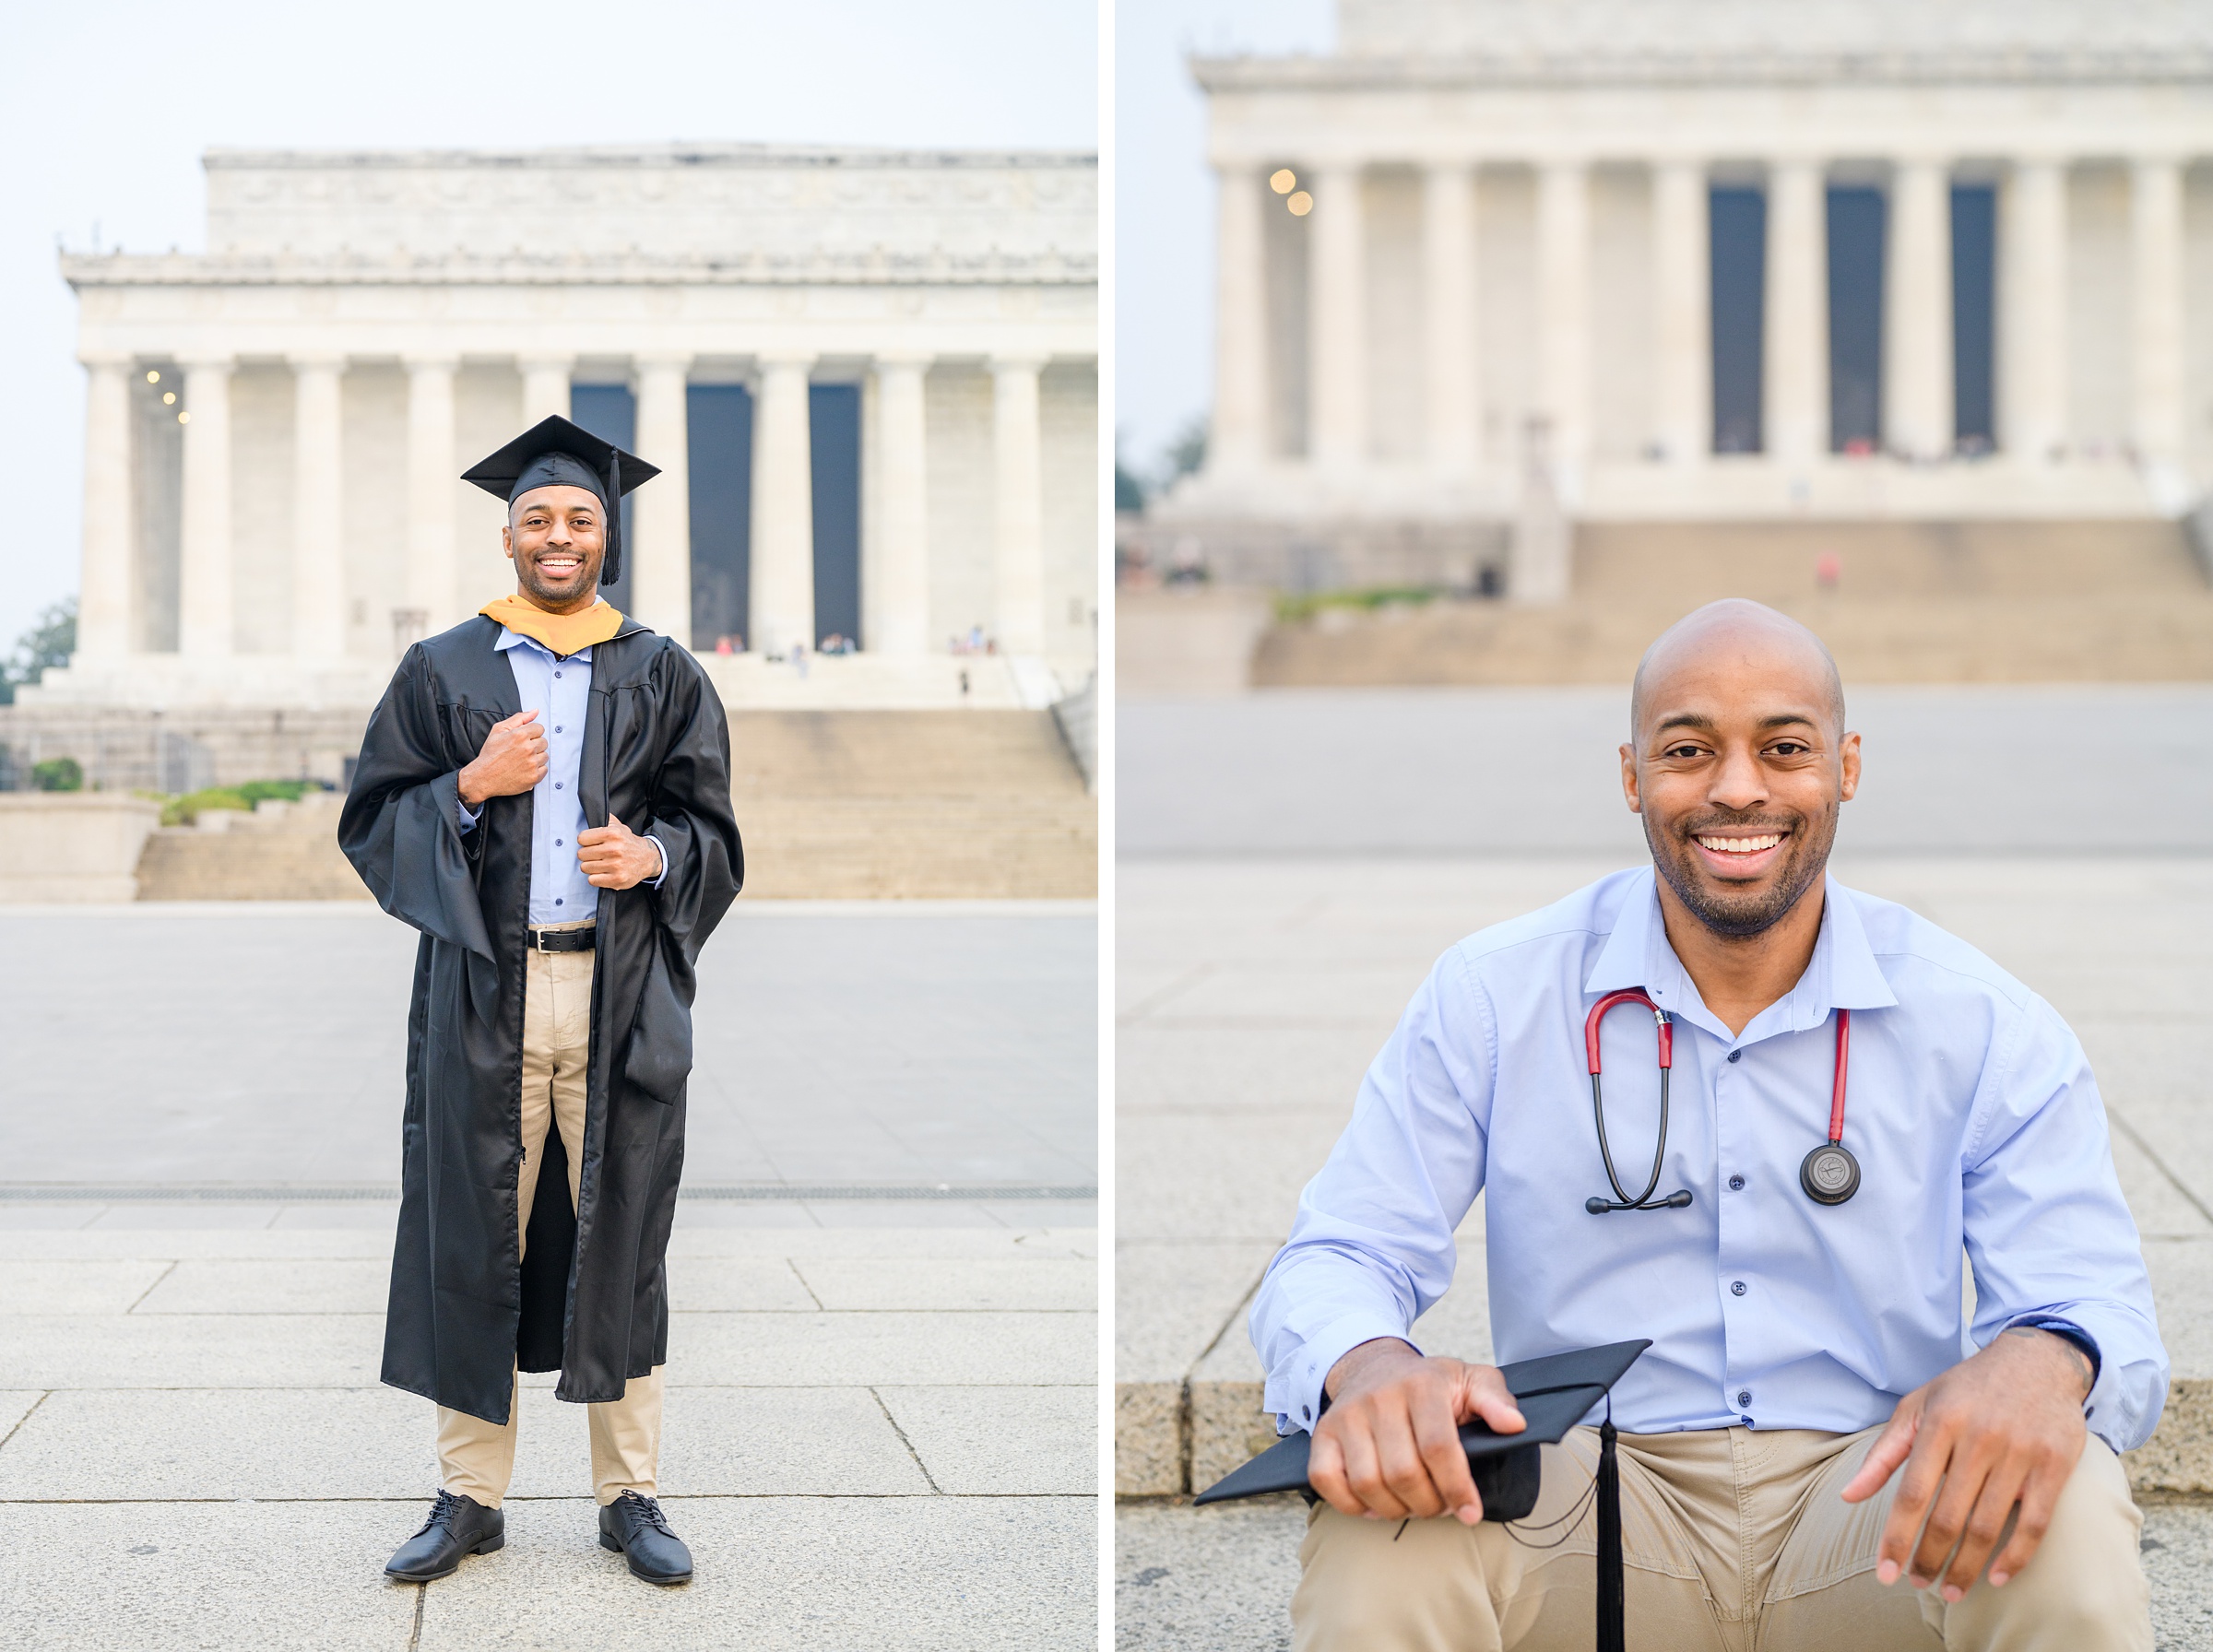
top-left (0, 1205), bottom-right (108, 1230)
top-left (134, 1257), bottom-right (391, 1316)
top-left (0, 1314), bottom-right (383, 1389)
top-left (667, 1311), bottom-right (1095, 1386)
top-left (0, 1499), bottom-right (420, 1652)
top-left (0, 1387), bottom-right (431, 1501)
top-left (412, 1495), bottom-right (1095, 1651)
top-left (87, 1203), bottom-right (285, 1230)
top-left (1116, 1497), bottom-right (2213, 1652)
top-left (876, 1385), bottom-right (1096, 1494)
top-left (794, 1257), bottom-right (1096, 1311)
top-left (0, 1258), bottom-right (174, 1315)
top-left (0, 1392), bottom-right (43, 1443)
top-left (1117, 1240), bottom-right (1280, 1382)
top-left (2145, 1240), bottom-right (2213, 1379)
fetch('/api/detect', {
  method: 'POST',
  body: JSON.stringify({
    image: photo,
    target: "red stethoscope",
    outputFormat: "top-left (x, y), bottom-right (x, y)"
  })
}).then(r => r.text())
top-left (1582, 989), bottom-right (1861, 1213)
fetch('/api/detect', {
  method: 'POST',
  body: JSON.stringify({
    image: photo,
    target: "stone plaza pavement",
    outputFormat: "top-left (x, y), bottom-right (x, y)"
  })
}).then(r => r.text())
top-left (0, 902), bottom-right (1099, 1650)
top-left (1115, 683), bottom-right (2213, 1648)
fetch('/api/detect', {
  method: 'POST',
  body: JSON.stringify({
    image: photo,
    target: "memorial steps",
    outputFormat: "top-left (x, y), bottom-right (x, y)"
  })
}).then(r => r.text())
top-left (1247, 519), bottom-right (2213, 687)
top-left (124, 709), bottom-right (1095, 903)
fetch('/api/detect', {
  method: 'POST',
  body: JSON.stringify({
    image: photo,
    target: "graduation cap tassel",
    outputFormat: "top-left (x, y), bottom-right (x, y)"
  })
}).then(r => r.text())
top-left (601, 448), bottom-right (624, 587)
top-left (1597, 1410), bottom-right (1625, 1652)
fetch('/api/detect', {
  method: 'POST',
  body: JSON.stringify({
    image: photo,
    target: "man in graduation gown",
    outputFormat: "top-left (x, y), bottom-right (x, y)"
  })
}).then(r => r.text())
top-left (340, 415), bottom-right (742, 1587)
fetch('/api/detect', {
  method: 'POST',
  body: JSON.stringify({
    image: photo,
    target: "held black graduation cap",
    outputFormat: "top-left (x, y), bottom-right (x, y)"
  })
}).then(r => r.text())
top-left (461, 415), bottom-right (660, 587)
top-left (1197, 1339), bottom-right (1650, 1652)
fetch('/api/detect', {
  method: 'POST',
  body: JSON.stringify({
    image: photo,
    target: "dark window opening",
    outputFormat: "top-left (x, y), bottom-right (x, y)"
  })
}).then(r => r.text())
top-left (687, 385), bottom-right (752, 652)
top-left (1951, 184), bottom-right (1996, 452)
top-left (809, 384), bottom-right (862, 651)
top-left (1710, 187), bottom-right (1767, 454)
top-left (1827, 187), bottom-right (1886, 454)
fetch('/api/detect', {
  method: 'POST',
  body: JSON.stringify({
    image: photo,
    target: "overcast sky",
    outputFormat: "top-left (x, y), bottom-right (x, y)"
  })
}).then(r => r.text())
top-left (1115, 0), bottom-right (1331, 482)
top-left (0, 0), bottom-right (1096, 652)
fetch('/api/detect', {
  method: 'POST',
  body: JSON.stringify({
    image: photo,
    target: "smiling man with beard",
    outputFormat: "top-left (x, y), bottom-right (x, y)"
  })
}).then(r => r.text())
top-left (340, 416), bottom-right (741, 1588)
top-left (1251, 599), bottom-right (2164, 1650)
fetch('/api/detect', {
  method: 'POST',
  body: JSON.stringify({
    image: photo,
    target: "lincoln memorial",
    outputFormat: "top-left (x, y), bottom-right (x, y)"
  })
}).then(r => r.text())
top-left (31, 143), bottom-right (1098, 717)
top-left (1155, 0), bottom-right (2213, 594)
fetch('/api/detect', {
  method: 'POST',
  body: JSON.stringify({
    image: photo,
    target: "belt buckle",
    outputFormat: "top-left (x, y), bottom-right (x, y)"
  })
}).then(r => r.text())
top-left (533, 927), bottom-right (553, 954)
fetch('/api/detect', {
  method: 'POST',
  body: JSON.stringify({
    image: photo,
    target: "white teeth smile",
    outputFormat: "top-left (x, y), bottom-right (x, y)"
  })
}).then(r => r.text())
top-left (1697, 833), bottom-right (1784, 855)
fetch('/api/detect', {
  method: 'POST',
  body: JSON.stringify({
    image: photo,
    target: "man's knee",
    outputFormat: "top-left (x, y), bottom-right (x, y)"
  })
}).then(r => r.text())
top-left (1927, 1435), bottom-right (2149, 1651)
top-left (1292, 1504), bottom-right (1521, 1652)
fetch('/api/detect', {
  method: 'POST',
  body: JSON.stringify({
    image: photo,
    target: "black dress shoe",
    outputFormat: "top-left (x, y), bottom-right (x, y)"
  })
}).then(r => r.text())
top-left (385, 1489), bottom-right (504, 1582)
top-left (598, 1491), bottom-right (692, 1584)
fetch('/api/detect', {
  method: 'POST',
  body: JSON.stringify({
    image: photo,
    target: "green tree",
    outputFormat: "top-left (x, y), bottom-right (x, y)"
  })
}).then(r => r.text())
top-left (0, 598), bottom-right (77, 707)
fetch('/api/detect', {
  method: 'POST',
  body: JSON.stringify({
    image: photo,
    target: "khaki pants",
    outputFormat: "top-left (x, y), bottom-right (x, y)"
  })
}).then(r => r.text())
top-left (1294, 1423), bottom-right (2148, 1652)
top-left (436, 931), bottom-right (664, 1510)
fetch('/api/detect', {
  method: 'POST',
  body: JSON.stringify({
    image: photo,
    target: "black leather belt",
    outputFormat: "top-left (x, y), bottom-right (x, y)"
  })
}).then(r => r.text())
top-left (530, 926), bottom-right (597, 953)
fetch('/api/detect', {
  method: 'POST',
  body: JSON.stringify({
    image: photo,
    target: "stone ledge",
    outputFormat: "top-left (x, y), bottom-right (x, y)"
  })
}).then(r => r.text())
top-left (1119, 1377), bottom-right (2213, 1501)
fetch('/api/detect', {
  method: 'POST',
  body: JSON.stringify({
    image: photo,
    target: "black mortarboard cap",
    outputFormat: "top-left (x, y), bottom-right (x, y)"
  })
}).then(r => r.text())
top-left (460, 415), bottom-right (660, 587)
top-left (1196, 1339), bottom-right (1651, 1652)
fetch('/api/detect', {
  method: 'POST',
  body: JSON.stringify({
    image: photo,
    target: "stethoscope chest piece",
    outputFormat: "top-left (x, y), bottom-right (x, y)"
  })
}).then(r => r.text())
top-left (1799, 1141), bottom-right (1860, 1206)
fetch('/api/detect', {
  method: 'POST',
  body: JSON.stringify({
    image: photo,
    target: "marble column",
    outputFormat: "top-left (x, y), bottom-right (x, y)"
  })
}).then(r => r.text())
top-left (1308, 162), bottom-right (1367, 469)
top-left (2004, 159), bottom-right (2070, 463)
top-left (404, 356), bottom-right (458, 638)
top-left (1767, 159), bottom-right (1830, 466)
top-left (632, 355), bottom-right (693, 643)
top-left (872, 355), bottom-right (932, 655)
top-left (991, 355), bottom-right (1047, 656)
top-left (1536, 159), bottom-right (1592, 472)
top-left (1423, 162), bottom-right (1480, 471)
top-left (290, 356), bottom-right (348, 663)
top-left (1885, 159), bottom-right (1954, 459)
top-left (75, 355), bottom-right (134, 661)
top-left (177, 356), bottom-right (235, 658)
top-left (1213, 165), bottom-right (1269, 473)
top-left (1652, 159), bottom-right (1711, 466)
top-left (749, 355), bottom-right (815, 656)
top-left (2131, 158), bottom-right (2185, 467)
top-left (520, 355), bottom-right (574, 426)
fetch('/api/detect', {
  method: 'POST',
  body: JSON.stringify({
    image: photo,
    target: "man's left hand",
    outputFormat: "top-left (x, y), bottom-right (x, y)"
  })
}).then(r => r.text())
top-left (576, 815), bottom-right (662, 891)
top-left (1840, 1326), bottom-right (2093, 1601)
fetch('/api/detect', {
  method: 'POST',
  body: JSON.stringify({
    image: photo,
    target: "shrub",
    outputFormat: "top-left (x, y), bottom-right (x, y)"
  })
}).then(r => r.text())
top-left (30, 757), bottom-right (84, 792)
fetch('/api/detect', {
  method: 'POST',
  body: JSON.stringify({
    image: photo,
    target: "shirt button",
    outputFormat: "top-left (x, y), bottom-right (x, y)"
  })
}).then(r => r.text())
top-left (1731, 1280), bottom-right (1747, 1296)
top-left (555, 783), bottom-right (562, 790)
top-left (555, 839), bottom-right (562, 847)
top-left (1728, 1050), bottom-right (1742, 1063)
top-left (554, 671), bottom-right (562, 678)
top-left (554, 726), bottom-right (562, 733)
top-left (1737, 1389), bottom-right (1752, 1406)
top-left (554, 898), bottom-right (563, 906)
top-left (1729, 1174), bottom-right (1746, 1191)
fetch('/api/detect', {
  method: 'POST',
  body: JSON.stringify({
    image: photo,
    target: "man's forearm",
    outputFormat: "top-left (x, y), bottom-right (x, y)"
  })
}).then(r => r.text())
top-left (2004, 1325), bottom-right (2095, 1402)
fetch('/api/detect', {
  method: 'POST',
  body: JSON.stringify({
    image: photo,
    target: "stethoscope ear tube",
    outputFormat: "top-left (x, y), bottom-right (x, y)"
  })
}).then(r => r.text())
top-left (1584, 997), bottom-right (1859, 1211)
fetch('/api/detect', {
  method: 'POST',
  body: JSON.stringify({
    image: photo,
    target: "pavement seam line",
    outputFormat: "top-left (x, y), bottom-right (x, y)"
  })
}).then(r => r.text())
top-left (123, 1260), bottom-right (179, 1315)
top-left (870, 1386), bottom-right (943, 1493)
top-left (2106, 1108), bottom-right (2213, 1231)
top-left (1178, 1259), bottom-right (1274, 1496)
top-left (0, 1390), bottom-right (51, 1455)
top-left (407, 1581), bottom-right (425, 1651)
top-left (786, 1258), bottom-right (826, 1310)
top-left (1118, 962), bottom-right (1213, 1027)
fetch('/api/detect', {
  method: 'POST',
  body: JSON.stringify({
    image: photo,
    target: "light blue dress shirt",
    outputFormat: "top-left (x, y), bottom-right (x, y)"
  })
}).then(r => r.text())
top-left (456, 631), bottom-right (664, 924)
top-left (1249, 867), bottom-right (2167, 1456)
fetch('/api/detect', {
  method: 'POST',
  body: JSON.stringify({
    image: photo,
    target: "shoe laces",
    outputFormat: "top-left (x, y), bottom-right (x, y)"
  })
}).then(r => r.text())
top-left (619, 1491), bottom-right (674, 1537)
top-left (416, 1488), bottom-right (467, 1537)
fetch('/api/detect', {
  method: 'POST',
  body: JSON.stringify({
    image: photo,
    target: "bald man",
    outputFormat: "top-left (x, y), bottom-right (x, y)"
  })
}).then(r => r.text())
top-left (1251, 601), bottom-right (2163, 1650)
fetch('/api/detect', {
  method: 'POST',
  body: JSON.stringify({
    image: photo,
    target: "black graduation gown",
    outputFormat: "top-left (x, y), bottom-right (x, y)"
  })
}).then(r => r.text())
top-left (338, 615), bottom-right (742, 1423)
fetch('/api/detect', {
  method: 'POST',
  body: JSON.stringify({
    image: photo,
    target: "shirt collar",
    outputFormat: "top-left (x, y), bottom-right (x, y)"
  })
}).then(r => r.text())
top-left (1584, 866), bottom-right (1899, 1035)
top-left (494, 629), bottom-right (592, 664)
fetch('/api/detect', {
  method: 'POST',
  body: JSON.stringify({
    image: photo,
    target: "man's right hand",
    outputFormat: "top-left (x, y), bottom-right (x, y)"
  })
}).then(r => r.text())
top-left (457, 710), bottom-right (547, 807)
top-left (1308, 1338), bottom-right (1526, 1525)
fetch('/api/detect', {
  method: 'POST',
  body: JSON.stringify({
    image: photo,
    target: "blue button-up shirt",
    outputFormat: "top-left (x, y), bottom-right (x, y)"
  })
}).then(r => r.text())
top-left (457, 631), bottom-right (664, 923)
top-left (1249, 867), bottom-right (2166, 1455)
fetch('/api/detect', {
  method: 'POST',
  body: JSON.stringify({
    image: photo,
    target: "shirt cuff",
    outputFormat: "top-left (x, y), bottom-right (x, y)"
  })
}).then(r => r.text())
top-left (456, 797), bottom-right (481, 833)
top-left (1276, 1312), bottom-right (1425, 1437)
top-left (645, 833), bottom-right (669, 888)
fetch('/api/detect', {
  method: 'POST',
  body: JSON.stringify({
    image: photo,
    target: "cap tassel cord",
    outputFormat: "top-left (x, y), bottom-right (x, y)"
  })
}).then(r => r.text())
top-left (1598, 1402), bottom-right (1624, 1652)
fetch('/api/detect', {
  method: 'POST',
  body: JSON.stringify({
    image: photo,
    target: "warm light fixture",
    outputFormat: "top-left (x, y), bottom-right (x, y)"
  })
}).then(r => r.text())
top-left (146, 370), bottom-right (160, 384)
top-left (1288, 191), bottom-right (1314, 217)
top-left (162, 392), bottom-right (176, 406)
top-left (177, 411), bottom-right (190, 424)
top-left (1270, 169), bottom-right (1296, 195)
